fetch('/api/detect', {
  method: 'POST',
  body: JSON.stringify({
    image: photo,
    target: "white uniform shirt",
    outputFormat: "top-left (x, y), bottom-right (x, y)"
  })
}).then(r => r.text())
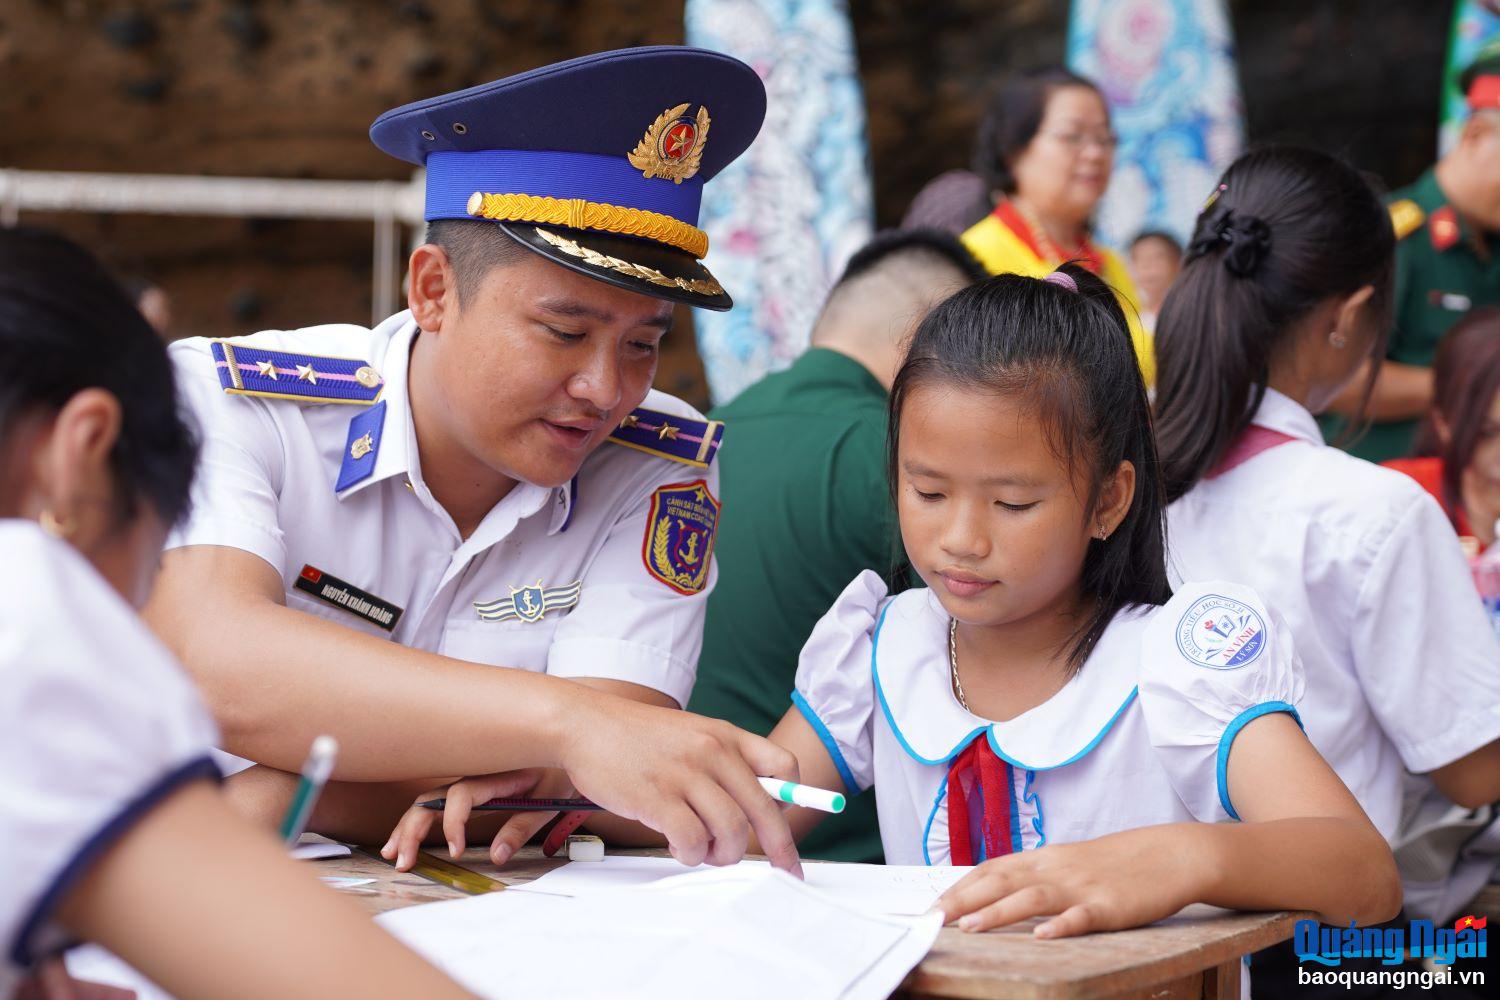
top-left (1166, 388), bottom-right (1500, 841)
top-left (792, 571), bottom-right (1304, 866)
top-left (166, 311), bottom-right (721, 709)
top-left (1, 521), bottom-right (219, 993)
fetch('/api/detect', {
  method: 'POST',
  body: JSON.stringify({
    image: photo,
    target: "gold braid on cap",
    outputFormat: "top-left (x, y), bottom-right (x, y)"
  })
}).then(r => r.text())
top-left (465, 191), bottom-right (709, 259)
top-left (534, 229), bottom-right (724, 297)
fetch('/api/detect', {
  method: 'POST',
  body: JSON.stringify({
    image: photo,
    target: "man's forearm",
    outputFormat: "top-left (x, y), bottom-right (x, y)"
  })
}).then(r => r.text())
top-left (1327, 358), bottom-right (1434, 421)
top-left (147, 549), bottom-right (583, 779)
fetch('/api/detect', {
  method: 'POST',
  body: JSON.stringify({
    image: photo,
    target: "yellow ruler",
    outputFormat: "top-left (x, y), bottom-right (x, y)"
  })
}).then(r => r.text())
top-left (357, 846), bottom-right (505, 895)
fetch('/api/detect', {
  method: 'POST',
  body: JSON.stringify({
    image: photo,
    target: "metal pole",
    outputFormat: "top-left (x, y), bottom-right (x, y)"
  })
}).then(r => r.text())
top-left (373, 209), bottom-right (399, 324)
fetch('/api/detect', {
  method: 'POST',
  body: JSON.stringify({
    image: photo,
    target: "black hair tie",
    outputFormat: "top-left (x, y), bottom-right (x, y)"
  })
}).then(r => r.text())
top-left (1186, 208), bottom-right (1272, 278)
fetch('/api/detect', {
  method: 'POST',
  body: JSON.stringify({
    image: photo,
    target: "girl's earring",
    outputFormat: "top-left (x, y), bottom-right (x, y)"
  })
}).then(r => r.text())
top-left (1096, 526), bottom-right (1109, 541)
top-left (1329, 329), bottom-right (1348, 349)
top-left (39, 508), bottom-right (76, 539)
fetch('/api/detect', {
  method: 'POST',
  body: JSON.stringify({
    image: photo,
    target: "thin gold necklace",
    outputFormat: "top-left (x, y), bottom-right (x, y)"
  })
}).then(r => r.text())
top-left (948, 618), bottom-right (970, 711)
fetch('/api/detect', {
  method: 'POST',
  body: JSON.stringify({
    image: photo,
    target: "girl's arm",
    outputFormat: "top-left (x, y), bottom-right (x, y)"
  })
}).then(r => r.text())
top-left (384, 705), bottom-right (849, 866)
top-left (937, 713), bottom-right (1401, 937)
top-left (58, 780), bottom-right (474, 1000)
top-left (1426, 739), bottom-right (1500, 810)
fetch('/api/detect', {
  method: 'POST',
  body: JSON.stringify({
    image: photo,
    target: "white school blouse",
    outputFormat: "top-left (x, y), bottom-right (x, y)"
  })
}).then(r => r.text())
top-left (0, 521), bottom-right (219, 995)
top-left (792, 571), bottom-right (1304, 865)
top-left (1167, 388), bottom-right (1500, 842)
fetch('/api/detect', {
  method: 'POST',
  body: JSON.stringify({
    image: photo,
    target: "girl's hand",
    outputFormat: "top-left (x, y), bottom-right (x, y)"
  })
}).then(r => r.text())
top-left (381, 769), bottom-right (550, 871)
top-left (935, 825), bottom-right (1210, 938)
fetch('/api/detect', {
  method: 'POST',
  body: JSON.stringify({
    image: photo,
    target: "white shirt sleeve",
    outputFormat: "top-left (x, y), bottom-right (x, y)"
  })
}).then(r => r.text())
top-left (0, 524), bottom-right (220, 979)
top-left (1350, 493), bottom-right (1500, 773)
top-left (1139, 580), bottom-right (1306, 822)
top-left (790, 570), bottom-right (887, 795)
top-left (546, 460), bottom-right (722, 708)
top-left (163, 338), bottom-right (288, 572)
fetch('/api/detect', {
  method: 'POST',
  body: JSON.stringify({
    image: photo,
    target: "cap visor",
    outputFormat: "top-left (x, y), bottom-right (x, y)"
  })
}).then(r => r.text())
top-left (498, 222), bottom-right (732, 312)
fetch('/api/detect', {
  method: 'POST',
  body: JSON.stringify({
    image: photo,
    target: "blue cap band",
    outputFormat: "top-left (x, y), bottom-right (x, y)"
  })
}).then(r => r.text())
top-left (424, 149), bottom-right (704, 224)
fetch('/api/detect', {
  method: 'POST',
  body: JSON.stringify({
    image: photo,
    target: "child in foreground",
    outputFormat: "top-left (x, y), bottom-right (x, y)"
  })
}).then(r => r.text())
top-left (391, 266), bottom-right (1400, 939)
top-left (0, 227), bottom-right (473, 1000)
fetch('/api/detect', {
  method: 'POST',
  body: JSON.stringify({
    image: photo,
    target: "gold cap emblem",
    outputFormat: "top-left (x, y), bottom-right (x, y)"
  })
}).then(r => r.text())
top-left (627, 104), bottom-right (711, 184)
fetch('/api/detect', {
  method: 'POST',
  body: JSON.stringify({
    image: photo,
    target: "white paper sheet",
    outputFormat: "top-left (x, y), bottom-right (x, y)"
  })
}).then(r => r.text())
top-left (289, 832), bottom-right (352, 860)
top-left (377, 865), bottom-right (941, 1000)
top-left (512, 855), bottom-right (971, 915)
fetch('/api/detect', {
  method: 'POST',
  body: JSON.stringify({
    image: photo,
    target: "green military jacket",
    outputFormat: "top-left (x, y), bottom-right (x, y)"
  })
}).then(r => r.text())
top-left (1324, 169), bottom-right (1500, 462)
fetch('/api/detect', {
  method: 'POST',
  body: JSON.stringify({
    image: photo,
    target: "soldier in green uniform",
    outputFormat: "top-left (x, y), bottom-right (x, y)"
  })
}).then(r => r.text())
top-left (1324, 41), bottom-right (1500, 462)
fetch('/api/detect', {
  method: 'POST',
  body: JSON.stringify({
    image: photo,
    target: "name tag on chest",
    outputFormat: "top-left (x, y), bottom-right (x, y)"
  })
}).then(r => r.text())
top-left (294, 565), bottom-right (404, 631)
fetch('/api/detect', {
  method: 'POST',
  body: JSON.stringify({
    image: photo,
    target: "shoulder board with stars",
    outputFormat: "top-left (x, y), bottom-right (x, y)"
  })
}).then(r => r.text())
top-left (607, 407), bottom-right (723, 467)
top-left (210, 341), bottom-right (384, 406)
top-left (1388, 199), bottom-right (1425, 242)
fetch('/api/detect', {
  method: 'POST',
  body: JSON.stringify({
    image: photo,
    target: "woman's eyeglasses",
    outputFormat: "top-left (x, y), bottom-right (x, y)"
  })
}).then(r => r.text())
top-left (1040, 129), bottom-right (1118, 152)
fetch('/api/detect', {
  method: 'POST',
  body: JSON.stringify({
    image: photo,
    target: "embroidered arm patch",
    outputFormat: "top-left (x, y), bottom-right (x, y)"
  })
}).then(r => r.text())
top-left (641, 480), bottom-right (719, 594)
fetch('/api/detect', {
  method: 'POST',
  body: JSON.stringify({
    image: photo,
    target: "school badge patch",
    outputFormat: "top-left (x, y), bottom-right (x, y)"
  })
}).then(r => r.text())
top-left (641, 480), bottom-right (719, 595)
top-left (1175, 594), bottom-right (1266, 670)
top-left (474, 580), bottom-right (582, 623)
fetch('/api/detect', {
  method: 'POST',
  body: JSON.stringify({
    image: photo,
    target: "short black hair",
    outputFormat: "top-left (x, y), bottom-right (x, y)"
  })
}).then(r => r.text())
top-left (424, 219), bottom-right (531, 306)
top-left (0, 227), bottom-right (198, 527)
top-left (972, 67), bottom-right (1104, 196)
top-left (1129, 230), bottom-right (1183, 256)
top-left (834, 228), bottom-right (987, 289)
top-left (888, 263), bottom-right (1172, 673)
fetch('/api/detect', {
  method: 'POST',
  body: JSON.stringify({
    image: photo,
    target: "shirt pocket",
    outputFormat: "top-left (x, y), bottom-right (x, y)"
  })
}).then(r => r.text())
top-left (440, 613), bottom-right (565, 671)
top-left (284, 589), bottom-right (397, 640)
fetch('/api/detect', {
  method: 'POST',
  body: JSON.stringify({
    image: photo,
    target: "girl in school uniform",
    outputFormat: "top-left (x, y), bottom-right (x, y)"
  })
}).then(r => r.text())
top-left (0, 227), bottom-right (471, 1000)
top-left (1153, 148), bottom-right (1500, 928)
top-left (403, 264), bottom-right (1400, 941)
top-left (1384, 306), bottom-right (1500, 556)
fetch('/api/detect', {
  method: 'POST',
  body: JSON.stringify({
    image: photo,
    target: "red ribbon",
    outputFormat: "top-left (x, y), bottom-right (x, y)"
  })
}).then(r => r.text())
top-left (946, 733), bottom-right (1016, 865)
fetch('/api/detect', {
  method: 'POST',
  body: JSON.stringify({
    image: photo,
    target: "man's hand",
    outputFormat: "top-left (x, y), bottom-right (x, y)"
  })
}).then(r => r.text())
top-left (559, 694), bottom-right (803, 876)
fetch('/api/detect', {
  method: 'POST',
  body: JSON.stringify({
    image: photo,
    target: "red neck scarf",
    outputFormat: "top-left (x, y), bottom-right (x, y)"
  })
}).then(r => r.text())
top-left (1207, 425), bottom-right (1298, 479)
top-left (993, 201), bottom-right (1104, 274)
top-left (946, 733), bottom-right (1017, 865)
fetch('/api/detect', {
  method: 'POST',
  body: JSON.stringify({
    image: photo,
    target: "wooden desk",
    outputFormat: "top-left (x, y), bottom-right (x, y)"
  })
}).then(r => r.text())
top-left (318, 846), bottom-right (1303, 1000)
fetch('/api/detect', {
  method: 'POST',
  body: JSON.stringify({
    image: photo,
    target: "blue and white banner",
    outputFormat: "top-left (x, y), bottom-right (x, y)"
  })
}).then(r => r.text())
top-left (1067, 0), bottom-right (1245, 249)
top-left (686, 0), bottom-right (875, 405)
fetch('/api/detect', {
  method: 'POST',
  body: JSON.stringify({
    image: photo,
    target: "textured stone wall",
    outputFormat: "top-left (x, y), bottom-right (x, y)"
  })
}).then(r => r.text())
top-left (0, 0), bottom-right (1457, 406)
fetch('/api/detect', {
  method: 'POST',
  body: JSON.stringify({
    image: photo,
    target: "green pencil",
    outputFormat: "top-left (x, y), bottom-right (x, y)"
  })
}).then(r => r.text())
top-left (280, 734), bottom-right (338, 845)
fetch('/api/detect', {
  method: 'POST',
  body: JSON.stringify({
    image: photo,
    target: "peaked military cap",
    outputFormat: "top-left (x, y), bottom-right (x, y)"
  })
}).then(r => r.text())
top-left (370, 46), bottom-right (766, 311)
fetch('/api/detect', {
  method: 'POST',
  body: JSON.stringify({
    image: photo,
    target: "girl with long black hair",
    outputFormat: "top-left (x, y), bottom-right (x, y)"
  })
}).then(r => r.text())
top-left (1156, 147), bottom-right (1500, 926)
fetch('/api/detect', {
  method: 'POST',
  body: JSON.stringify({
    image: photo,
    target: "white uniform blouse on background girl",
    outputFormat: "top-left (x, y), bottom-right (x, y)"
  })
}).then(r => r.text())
top-left (1166, 388), bottom-right (1500, 918)
top-left (0, 520), bottom-right (219, 995)
top-left (792, 570), bottom-right (1303, 866)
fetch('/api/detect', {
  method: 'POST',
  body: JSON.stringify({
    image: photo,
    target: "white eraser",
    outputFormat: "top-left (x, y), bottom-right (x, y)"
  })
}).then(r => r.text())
top-left (566, 834), bottom-right (605, 862)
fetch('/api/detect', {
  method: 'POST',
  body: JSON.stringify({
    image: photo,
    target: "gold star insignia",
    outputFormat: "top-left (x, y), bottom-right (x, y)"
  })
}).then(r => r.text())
top-left (620, 414), bottom-right (640, 429)
top-left (296, 363), bottom-right (318, 384)
top-left (256, 360), bottom-right (279, 380)
top-left (657, 423), bottom-right (679, 440)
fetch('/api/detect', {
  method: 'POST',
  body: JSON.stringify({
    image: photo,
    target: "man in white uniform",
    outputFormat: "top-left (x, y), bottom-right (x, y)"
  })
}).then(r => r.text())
top-left (145, 46), bottom-right (801, 869)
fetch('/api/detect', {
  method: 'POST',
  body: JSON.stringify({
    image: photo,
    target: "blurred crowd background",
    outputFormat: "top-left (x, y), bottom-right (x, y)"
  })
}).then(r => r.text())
top-left (0, 0), bottom-right (1475, 408)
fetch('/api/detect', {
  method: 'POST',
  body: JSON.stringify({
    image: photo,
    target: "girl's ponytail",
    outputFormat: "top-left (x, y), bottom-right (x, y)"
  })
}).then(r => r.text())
top-left (1154, 147), bottom-right (1394, 502)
